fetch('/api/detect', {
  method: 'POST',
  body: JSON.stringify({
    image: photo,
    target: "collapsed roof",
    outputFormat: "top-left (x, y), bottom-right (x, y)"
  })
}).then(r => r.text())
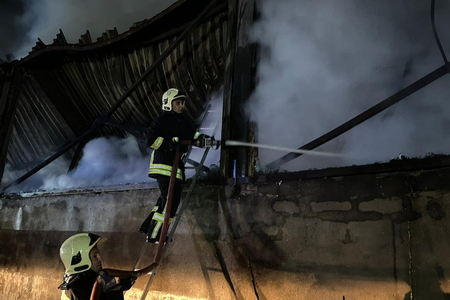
top-left (0, 0), bottom-right (228, 187)
top-left (2, 0), bottom-right (449, 192)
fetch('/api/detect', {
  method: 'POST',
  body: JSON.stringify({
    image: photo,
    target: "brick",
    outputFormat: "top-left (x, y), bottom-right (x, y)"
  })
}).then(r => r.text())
top-left (310, 201), bottom-right (352, 213)
top-left (273, 201), bottom-right (299, 214)
top-left (359, 198), bottom-right (403, 214)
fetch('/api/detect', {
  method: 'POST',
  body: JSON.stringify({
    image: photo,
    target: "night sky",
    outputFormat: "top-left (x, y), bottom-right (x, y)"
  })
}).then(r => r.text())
top-left (0, 0), bottom-right (33, 60)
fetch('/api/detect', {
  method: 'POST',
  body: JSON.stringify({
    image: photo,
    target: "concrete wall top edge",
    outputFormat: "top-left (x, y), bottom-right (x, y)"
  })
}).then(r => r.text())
top-left (2, 182), bottom-right (159, 199)
top-left (236, 155), bottom-right (450, 185)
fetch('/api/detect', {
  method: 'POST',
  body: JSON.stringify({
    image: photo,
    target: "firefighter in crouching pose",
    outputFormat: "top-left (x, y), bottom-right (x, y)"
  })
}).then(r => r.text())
top-left (139, 88), bottom-right (208, 243)
top-left (58, 233), bottom-right (136, 300)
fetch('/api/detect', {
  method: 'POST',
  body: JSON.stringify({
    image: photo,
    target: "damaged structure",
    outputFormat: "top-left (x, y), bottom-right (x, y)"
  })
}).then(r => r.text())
top-left (1, 0), bottom-right (450, 299)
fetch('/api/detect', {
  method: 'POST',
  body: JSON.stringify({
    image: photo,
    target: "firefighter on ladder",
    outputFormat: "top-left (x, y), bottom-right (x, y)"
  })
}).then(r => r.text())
top-left (139, 88), bottom-right (209, 243)
top-left (58, 233), bottom-right (136, 300)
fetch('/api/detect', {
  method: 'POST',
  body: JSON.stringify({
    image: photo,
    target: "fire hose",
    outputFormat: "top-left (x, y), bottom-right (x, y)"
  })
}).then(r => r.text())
top-left (90, 145), bottom-right (186, 300)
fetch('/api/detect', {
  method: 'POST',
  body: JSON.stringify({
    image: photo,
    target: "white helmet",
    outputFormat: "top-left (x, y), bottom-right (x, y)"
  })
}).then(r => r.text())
top-left (162, 88), bottom-right (186, 111)
top-left (59, 233), bottom-right (102, 275)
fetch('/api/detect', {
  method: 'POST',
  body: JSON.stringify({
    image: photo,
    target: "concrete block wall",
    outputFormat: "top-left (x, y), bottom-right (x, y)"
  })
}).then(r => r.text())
top-left (221, 167), bottom-right (450, 299)
top-left (1, 165), bottom-right (450, 299)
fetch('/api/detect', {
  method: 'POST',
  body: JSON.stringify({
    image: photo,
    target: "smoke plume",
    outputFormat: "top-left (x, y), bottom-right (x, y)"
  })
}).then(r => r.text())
top-left (3, 136), bottom-right (153, 192)
top-left (250, 0), bottom-right (450, 171)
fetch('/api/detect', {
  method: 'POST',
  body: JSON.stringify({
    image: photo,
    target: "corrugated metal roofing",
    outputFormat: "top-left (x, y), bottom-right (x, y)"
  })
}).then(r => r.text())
top-left (6, 75), bottom-right (75, 169)
top-left (0, 0), bottom-right (228, 185)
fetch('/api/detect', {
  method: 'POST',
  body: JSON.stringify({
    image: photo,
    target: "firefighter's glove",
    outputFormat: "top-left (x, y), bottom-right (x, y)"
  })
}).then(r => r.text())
top-left (117, 276), bottom-right (137, 291)
top-left (98, 271), bottom-right (121, 292)
top-left (98, 271), bottom-right (136, 292)
top-left (170, 137), bottom-right (188, 153)
top-left (192, 132), bottom-right (206, 148)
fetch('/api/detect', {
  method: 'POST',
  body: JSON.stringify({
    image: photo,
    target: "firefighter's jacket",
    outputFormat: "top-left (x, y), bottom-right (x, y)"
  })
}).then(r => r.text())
top-left (58, 270), bottom-right (126, 300)
top-left (146, 111), bottom-right (196, 180)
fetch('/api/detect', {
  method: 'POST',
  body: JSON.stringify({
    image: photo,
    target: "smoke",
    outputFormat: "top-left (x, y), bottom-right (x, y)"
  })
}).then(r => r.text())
top-left (3, 136), bottom-right (153, 192)
top-left (249, 0), bottom-right (450, 171)
top-left (7, 0), bottom-right (176, 59)
top-left (185, 91), bottom-right (223, 178)
top-left (1, 156), bottom-right (70, 192)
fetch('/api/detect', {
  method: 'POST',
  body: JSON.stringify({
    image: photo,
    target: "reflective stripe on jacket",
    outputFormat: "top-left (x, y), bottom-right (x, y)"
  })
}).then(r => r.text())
top-left (61, 291), bottom-right (71, 300)
top-left (148, 150), bottom-right (183, 180)
top-left (146, 111), bottom-right (196, 180)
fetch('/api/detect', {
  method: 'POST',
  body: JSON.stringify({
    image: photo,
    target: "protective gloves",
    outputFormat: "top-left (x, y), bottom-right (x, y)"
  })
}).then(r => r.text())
top-left (192, 131), bottom-right (206, 148)
top-left (117, 276), bottom-right (136, 291)
top-left (169, 137), bottom-right (188, 153)
top-left (98, 271), bottom-right (136, 292)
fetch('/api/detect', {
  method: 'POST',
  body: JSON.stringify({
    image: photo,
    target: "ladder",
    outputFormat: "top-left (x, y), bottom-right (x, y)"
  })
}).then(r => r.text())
top-left (132, 103), bottom-right (221, 300)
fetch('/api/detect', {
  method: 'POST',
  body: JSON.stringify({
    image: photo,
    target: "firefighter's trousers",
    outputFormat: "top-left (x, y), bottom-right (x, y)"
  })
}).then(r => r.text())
top-left (140, 176), bottom-right (182, 243)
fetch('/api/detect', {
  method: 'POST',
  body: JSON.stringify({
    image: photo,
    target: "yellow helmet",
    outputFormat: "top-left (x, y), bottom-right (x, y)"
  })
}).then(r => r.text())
top-left (59, 233), bottom-right (102, 275)
top-left (162, 88), bottom-right (186, 111)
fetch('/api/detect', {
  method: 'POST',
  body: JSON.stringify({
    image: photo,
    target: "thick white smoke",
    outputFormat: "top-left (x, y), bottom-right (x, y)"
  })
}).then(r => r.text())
top-left (3, 136), bottom-right (153, 192)
top-left (14, 0), bottom-right (176, 58)
top-left (249, 0), bottom-right (450, 171)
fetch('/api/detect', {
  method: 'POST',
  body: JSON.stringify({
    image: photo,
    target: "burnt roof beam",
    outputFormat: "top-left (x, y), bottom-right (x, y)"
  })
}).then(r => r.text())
top-left (267, 63), bottom-right (450, 170)
top-left (220, 0), bottom-right (256, 179)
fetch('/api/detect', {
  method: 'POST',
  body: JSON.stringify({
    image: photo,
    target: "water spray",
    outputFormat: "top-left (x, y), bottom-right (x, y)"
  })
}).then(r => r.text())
top-left (201, 135), bottom-right (348, 158)
top-left (224, 140), bottom-right (348, 158)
